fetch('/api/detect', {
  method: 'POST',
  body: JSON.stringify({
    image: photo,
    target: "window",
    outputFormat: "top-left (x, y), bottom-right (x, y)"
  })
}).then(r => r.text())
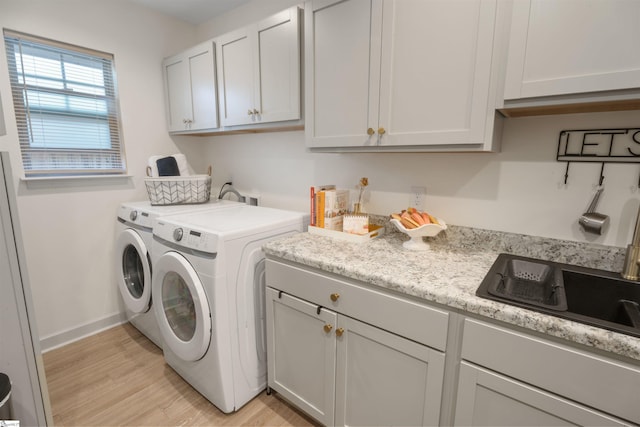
top-left (3, 30), bottom-right (126, 177)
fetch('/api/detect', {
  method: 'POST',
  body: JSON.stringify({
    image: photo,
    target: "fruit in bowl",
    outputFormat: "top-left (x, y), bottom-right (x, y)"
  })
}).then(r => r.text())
top-left (389, 208), bottom-right (447, 250)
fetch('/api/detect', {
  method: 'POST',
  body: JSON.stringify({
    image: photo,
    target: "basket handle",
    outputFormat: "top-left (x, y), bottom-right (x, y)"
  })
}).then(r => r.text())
top-left (146, 166), bottom-right (152, 177)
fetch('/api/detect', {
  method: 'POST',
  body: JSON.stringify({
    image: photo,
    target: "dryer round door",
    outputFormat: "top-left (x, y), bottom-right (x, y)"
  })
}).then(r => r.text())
top-left (153, 251), bottom-right (211, 362)
top-left (115, 229), bottom-right (151, 313)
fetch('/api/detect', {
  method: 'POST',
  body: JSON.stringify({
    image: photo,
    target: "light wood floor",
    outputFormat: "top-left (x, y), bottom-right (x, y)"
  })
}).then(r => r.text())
top-left (42, 323), bottom-right (318, 426)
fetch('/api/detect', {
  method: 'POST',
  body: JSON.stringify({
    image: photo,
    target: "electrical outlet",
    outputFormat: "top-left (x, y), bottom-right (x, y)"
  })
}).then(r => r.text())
top-left (410, 186), bottom-right (426, 209)
top-left (244, 193), bottom-right (261, 206)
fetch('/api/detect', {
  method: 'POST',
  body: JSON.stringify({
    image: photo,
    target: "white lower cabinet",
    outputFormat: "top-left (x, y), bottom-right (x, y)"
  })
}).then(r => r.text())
top-left (265, 259), bottom-right (640, 426)
top-left (265, 259), bottom-right (447, 426)
top-left (454, 318), bottom-right (639, 426)
top-left (266, 289), bottom-right (336, 425)
top-left (334, 315), bottom-right (445, 427)
top-left (455, 362), bottom-right (628, 426)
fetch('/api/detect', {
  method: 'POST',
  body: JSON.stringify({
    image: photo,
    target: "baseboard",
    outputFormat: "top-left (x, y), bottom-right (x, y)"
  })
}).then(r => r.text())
top-left (40, 311), bottom-right (128, 353)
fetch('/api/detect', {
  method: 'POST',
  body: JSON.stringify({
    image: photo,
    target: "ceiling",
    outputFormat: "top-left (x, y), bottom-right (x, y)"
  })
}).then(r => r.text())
top-left (129, 0), bottom-right (251, 25)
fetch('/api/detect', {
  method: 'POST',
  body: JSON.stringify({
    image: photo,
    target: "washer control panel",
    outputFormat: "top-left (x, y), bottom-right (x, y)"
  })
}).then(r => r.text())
top-left (153, 219), bottom-right (218, 254)
top-left (118, 205), bottom-right (152, 228)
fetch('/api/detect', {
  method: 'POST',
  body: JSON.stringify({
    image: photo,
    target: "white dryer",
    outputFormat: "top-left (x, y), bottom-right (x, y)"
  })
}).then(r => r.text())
top-left (151, 205), bottom-right (305, 413)
top-left (114, 199), bottom-right (239, 347)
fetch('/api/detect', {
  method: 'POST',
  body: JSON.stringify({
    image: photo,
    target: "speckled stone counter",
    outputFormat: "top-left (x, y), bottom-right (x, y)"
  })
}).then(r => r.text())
top-left (263, 221), bottom-right (640, 362)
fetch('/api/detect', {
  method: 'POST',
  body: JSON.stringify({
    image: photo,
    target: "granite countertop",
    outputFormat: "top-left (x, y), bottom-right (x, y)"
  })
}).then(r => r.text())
top-left (263, 220), bottom-right (640, 362)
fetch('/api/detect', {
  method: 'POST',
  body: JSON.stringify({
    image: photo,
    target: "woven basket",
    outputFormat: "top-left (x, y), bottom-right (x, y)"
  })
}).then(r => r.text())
top-left (144, 174), bottom-right (212, 205)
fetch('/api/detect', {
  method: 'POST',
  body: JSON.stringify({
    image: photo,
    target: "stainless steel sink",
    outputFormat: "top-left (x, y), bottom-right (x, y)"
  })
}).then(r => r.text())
top-left (477, 253), bottom-right (640, 338)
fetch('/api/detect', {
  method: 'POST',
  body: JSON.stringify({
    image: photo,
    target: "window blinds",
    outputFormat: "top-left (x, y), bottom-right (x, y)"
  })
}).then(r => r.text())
top-left (3, 30), bottom-right (126, 177)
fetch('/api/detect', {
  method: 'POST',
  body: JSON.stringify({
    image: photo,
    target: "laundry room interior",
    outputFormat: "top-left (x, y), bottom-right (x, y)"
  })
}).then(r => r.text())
top-left (1, 0), bottom-right (640, 426)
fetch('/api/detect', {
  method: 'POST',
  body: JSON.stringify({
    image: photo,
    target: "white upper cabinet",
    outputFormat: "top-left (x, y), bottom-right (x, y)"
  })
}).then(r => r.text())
top-left (305, 0), bottom-right (508, 152)
top-left (216, 7), bottom-right (301, 127)
top-left (163, 41), bottom-right (219, 133)
top-left (504, 0), bottom-right (640, 101)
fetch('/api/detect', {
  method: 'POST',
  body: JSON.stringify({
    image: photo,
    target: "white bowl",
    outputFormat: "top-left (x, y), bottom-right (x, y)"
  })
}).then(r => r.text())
top-left (390, 218), bottom-right (447, 251)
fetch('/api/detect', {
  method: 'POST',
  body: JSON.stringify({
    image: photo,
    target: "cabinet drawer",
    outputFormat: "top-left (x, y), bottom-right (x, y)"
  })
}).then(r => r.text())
top-left (461, 318), bottom-right (640, 424)
top-left (266, 259), bottom-right (449, 351)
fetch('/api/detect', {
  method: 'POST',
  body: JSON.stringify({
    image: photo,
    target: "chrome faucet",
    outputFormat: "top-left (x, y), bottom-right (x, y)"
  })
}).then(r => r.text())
top-left (622, 205), bottom-right (640, 280)
top-left (219, 186), bottom-right (246, 203)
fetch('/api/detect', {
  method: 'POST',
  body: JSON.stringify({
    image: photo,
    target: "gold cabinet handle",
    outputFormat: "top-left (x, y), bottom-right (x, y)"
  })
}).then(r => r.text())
top-left (367, 128), bottom-right (375, 136)
top-left (378, 127), bottom-right (386, 135)
top-left (330, 293), bottom-right (340, 302)
top-left (323, 324), bottom-right (333, 333)
top-left (335, 328), bottom-right (344, 337)
top-left (253, 108), bottom-right (260, 115)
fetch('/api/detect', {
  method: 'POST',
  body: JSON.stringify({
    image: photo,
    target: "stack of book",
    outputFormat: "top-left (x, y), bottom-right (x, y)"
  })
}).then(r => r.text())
top-left (310, 185), bottom-right (349, 231)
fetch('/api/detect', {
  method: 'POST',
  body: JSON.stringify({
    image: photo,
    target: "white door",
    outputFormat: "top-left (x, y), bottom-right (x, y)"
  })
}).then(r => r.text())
top-left (255, 7), bottom-right (301, 123)
top-left (216, 27), bottom-right (256, 126)
top-left (454, 362), bottom-right (629, 426)
top-left (188, 42), bottom-right (219, 130)
top-left (504, 0), bottom-right (640, 99)
top-left (266, 288), bottom-right (337, 426)
top-left (378, 0), bottom-right (498, 147)
top-left (305, 0), bottom-right (382, 148)
top-left (153, 251), bottom-right (212, 362)
top-left (335, 315), bottom-right (445, 426)
top-left (164, 56), bottom-right (191, 132)
top-left (163, 42), bottom-right (219, 132)
top-left (115, 229), bottom-right (151, 313)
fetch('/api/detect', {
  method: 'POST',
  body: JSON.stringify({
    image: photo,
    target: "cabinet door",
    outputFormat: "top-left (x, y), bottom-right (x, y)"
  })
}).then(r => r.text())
top-left (188, 42), bottom-right (219, 131)
top-left (255, 7), bottom-right (301, 123)
top-left (164, 55), bottom-right (191, 132)
top-left (305, 0), bottom-right (383, 148)
top-left (378, 0), bottom-right (499, 147)
top-left (163, 42), bottom-right (218, 132)
top-left (217, 27), bottom-right (256, 126)
top-left (265, 288), bottom-right (337, 426)
top-left (306, 0), bottom-right (503, 151)
top-left (504, 0), bottom-right (640, 100)
top-left (334, 316), bottom-right (445, 427)
top-left (454, 362), bottom-right (628, 426)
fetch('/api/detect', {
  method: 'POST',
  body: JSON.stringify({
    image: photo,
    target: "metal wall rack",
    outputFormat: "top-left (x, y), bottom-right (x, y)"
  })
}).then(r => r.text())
top-left (557, 128), bottom-right (640, 185)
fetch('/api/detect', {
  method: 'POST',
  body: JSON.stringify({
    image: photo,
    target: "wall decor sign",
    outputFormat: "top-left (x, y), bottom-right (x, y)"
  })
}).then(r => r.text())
top-left (557, 128), bottom-right (640, 184)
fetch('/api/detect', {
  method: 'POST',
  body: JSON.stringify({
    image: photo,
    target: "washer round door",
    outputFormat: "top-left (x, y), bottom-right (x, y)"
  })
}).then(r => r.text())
top-left (153, 251), bottom-right (211, 362)
top-left (115, 229), bottom-right (151, 314)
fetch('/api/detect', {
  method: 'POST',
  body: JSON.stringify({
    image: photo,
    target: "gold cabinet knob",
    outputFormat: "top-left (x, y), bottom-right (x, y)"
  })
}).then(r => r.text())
top-left (253, 108), bottom-right (260, 115)
top-left (335, 328), bottom-right (344, 337)
top-left (323, 324), bottom-right (333, 333)
top-left (378, 127), bottom-right (386, 135)
top-left (367, 128), bottom-right (375, 136)
top-left (330, 293), bottom-right (340, 302)
top-left (248, 109), bottom-right (254, 115)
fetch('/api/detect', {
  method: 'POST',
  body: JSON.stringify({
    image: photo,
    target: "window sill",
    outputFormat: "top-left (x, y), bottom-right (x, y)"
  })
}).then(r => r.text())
top-left (20, 174), bottom-right (134, 189)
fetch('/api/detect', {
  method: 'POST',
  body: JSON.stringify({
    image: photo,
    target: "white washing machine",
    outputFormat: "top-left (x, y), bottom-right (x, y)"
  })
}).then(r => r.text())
top-left (151, 204), bottom-right (305, 413)
top-left (114, 199), bottom-right (240, 347)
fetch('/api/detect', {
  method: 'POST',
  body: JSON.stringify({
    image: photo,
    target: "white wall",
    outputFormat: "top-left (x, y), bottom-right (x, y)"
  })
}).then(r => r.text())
top-left (0, 0), bottom-right (198, 347)
top-left (193, 111), bottom-right (640, 249)
top-left (196, 0), bottom-right (301, 39)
